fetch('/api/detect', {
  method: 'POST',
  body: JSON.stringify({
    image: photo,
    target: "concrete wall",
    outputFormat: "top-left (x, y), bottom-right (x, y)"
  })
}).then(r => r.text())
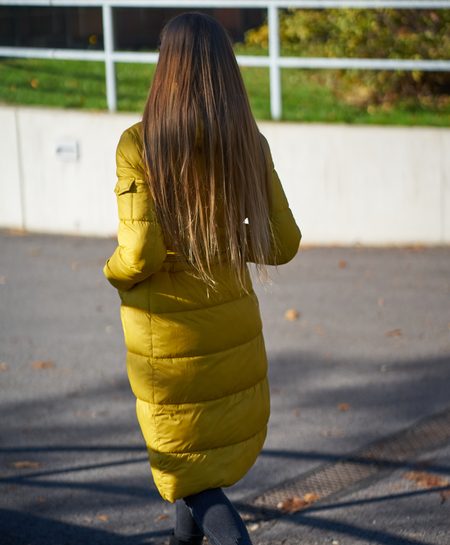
top-left (1, 105), bottom-right (449, 244)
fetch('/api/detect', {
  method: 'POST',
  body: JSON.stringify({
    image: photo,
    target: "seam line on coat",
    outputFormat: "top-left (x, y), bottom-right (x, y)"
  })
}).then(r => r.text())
top-left (144, 289), bottom-right (257, 317)
top-left (147, 421), bottom-right (268, 456)
top-left (141, 372), bottom-right (268, 408)
top-left (116, 244), bottom-right (149, 275)
top-left (148, 303), bottom-right (155, 405)
top-left (127, 329), bottom-right (263, 361)
top-left (130, 186), bottom-right (133, 218)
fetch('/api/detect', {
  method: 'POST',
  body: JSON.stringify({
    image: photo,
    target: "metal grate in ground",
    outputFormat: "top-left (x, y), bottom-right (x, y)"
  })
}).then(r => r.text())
top-left (245, 406), bottom-right (450, 517)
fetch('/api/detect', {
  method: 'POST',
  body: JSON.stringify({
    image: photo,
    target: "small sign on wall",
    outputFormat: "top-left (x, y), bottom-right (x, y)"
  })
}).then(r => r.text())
top-left (55, 139), bottom-right (79, 162)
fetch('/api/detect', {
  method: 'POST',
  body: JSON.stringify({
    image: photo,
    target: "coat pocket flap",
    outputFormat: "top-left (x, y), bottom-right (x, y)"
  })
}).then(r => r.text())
top-left (114, 178), bottom-right (136, 195)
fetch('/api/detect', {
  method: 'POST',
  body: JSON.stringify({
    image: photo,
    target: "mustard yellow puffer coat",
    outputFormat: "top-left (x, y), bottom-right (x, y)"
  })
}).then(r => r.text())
top-left (103, 121), bottom-right (301, 503)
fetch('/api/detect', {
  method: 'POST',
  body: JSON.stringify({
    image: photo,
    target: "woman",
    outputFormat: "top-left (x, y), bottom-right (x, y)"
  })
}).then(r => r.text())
top-left (103, 12), bottom-right (301, 545)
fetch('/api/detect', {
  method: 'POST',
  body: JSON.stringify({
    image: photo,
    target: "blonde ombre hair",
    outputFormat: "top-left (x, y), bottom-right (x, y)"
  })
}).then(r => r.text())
top-left (142, 12), bottom-right (275, 292)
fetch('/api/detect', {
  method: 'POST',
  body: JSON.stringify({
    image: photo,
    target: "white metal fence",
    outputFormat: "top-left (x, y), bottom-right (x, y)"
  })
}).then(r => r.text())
top-left (0, 0), bottom-right (449, 119)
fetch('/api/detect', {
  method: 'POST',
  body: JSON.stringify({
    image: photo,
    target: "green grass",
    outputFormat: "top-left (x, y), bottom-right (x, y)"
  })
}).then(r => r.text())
top-left (116, 62), bottom-right (156, 112)
top-left (0, 58), bottom-right (107, 109)
top-left (1, 57), bottom-right (449, 126)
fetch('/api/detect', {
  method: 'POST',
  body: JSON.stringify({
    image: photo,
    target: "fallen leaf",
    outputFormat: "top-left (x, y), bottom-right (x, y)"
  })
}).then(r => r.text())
top-left (0, 275), bottom-right (6, 285)
top-left (403, 470), bottom-right (449, 489)
top-left (28, 247), bottom-right (41, 257)
top-left (303, 492), bottom-right (320, 503)
top-left (284, 308), bottom-right (300, 321)
top-left (30, 78), bottom-right (39, 88)
top-left (338, 260), bottom-right (347, 269)
top-left (338, 402), bottom-right (350, 412)
top-left (405, 244), bottom-right (425, 253)
top-left (248, 523), bottom-right (260, 532)
top-left (70, 261), bottom-right (80, 271)
top-left (11, 460), bottom-right (41, 469)
top-left (6, 228), bottom-right (27, 236)
top-left (74, 409), bottom-right (98, 419)
top-left (277, 492), bottom-right (320, 513)
top-left (292, 408), bottom-right (301, 417)
top-left (277, 496), bottom-right (308, 513)
top-left (385, 328), bottom-right (402, 337)
top-left (314, 324), bottom-right (326, 336)
top-left (96, 514), bottom-right (109, 522)
top-left (0, 362), bottom-right (9, 372)
top-left (155, 513), bottom-right (169, 521)
top-left (277, 491), bottom-right (320, 513)
top-left (32, 360), bottom-right (55, 370)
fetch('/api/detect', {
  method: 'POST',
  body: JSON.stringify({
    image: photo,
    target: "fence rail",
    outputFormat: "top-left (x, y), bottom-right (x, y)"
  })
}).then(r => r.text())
top-left (0, 0), bottom-right (449, 118)
top-left (1, 1), bottom-right (450, 7)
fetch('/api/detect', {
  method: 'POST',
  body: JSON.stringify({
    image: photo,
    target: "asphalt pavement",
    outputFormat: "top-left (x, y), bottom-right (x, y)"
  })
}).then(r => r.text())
top-left (0, 229), bottom-right (449, 545)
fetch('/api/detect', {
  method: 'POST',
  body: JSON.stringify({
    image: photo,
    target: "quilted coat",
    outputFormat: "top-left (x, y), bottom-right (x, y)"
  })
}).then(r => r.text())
top-left (103, 121), bottom-right (301, 503)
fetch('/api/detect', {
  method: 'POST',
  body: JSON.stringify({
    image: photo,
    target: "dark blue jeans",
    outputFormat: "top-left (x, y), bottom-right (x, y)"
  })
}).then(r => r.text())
top-left (175, 487), bottom-right (253, 545)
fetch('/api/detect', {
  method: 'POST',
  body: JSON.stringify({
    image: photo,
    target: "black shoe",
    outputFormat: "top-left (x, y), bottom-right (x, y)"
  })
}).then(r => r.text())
top-left (169, 529), bottom-right (204, 545)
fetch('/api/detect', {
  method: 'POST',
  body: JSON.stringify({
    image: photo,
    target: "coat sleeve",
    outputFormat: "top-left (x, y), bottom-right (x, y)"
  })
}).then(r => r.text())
top-left (246, 133), bottom-right (302, 265)
top-left (103, 129), bottom-right (167, 291)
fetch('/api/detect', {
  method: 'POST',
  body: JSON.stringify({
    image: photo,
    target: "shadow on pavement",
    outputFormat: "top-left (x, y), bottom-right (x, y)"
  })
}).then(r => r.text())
top-left (0, 507), bottom-right (166, 545)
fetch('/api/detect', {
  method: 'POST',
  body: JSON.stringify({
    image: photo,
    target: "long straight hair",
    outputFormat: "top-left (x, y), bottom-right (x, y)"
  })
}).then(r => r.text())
top-left (142, 12), bottom-right (275, 292)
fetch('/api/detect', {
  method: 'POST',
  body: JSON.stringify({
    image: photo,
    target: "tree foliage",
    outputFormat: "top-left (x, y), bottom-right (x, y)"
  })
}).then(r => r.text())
top-left (244, 9), bottom-right (450, 108)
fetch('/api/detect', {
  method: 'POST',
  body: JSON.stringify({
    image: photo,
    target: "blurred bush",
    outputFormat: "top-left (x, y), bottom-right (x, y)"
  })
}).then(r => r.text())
top-left (244, 9), bottom-right (450, 109)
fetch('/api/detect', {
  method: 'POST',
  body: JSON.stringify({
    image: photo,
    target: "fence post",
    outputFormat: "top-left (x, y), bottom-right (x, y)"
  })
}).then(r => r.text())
top-left (102, 3), bottom-right (117, 112)
top-left (268, 3), bottom-right (281, 120)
